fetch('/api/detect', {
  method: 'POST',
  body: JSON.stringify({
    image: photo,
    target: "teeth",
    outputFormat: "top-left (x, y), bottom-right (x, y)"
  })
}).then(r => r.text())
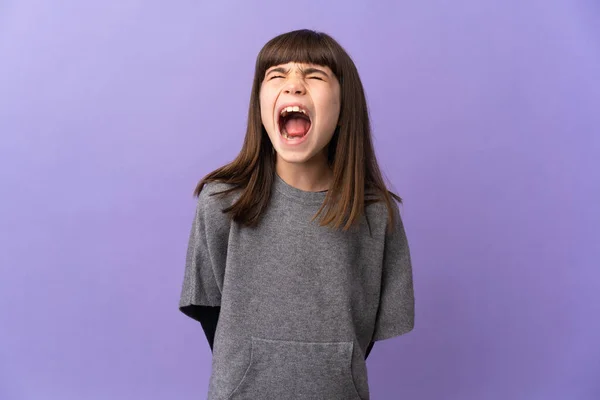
top-left (282, 131), bottom-right (303, 140)
top-left (281, 128), bottom-right (306, 139)
top-left (280, 106), bottom-right (307, 117)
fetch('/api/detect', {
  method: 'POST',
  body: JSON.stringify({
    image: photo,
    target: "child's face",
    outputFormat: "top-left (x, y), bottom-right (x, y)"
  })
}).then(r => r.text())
top-left (260, 62), bottom-right (341, 166)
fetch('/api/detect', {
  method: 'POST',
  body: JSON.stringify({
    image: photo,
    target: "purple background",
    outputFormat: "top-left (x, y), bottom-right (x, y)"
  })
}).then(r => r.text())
top-left (1, 1), bottom-right (599, 399)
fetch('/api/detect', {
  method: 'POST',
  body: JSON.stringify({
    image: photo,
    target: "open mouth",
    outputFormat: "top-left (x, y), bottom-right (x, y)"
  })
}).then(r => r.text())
top-left (278, 106), bottom-right (312, 140)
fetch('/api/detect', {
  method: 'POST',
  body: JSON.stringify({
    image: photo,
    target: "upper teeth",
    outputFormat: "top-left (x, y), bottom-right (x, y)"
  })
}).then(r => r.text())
top-left (280, 106), bottom-right (307, 117)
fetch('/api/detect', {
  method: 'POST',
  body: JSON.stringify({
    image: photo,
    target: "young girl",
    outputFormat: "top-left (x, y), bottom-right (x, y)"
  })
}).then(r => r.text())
top-left (179, 29), bottom-right (414, 400)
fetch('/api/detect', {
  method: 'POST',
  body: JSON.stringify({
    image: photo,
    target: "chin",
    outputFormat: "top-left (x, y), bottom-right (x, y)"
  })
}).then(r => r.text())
top-left (276, 153), bottom-right (311, 164)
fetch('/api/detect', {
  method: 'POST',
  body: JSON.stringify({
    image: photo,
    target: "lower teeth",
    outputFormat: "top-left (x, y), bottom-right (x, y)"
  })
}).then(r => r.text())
top-left (283, 132), bottom-right (304, 140)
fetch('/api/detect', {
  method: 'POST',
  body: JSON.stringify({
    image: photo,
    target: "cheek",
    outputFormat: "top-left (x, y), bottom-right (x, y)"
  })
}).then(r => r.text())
top-left (259, 93), bottom-right (273, 127)
top-left (318, 92), bottom-right (341, 127)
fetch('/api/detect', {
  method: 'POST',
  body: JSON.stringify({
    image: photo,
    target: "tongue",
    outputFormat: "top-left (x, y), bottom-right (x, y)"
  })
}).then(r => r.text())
top-left (284, 117), bottom-right (310, 137)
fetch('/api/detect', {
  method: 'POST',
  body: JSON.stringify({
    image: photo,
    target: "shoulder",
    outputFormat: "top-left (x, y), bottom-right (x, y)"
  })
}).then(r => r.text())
top-left (365, 196), bottom-right (400, 220)
top-left (198, 180), bottom-right (241, 209)
top-left (364, 196), bottom-right (404, 238)
top-left (195, 180), bottom-right (242, 231)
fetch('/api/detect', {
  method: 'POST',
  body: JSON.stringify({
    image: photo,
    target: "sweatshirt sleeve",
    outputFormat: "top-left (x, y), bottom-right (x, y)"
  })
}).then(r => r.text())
top-left (372, 202), bottom-right (415, 341)
top-left (179, 186), bottom-right (228, 319)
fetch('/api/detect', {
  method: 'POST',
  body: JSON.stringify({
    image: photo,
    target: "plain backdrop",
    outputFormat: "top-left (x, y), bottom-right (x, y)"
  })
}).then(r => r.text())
top-left (0, 1), bottom-right (599, 399)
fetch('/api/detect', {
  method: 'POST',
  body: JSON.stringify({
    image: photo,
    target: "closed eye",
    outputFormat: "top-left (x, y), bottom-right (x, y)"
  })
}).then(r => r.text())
top-left (308, 76), bottom-right (323, 81)
top-left (269, 75), bottom-right (284, 80)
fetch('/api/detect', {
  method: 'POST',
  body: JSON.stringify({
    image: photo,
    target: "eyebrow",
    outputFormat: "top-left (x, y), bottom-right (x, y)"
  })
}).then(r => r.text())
top-left (265, 66), bottom-right (330, 78)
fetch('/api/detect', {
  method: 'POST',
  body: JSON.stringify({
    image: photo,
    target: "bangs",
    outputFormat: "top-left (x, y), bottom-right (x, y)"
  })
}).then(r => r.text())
top-left (256, 30), bottom-right (341, 81)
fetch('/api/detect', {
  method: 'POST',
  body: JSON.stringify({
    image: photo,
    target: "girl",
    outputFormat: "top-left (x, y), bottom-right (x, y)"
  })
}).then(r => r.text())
top-left (179, 29), bottom-right (414, 400)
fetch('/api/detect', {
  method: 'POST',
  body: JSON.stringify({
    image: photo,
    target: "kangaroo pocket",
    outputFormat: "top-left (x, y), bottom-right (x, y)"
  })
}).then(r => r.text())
top-left (226, 337), bottom-right (362, 400)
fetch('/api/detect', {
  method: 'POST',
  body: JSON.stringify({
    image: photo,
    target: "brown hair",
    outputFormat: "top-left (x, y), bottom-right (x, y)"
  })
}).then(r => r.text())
top-left (193, 29), bottom-right (402, 233)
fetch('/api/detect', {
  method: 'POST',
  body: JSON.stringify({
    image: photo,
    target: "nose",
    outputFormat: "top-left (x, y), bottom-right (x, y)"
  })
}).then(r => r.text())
top-left (283, 77), bottom-right (306, 95)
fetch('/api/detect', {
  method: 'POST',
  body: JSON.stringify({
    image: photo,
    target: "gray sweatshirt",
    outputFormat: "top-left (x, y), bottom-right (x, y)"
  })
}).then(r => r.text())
top-left (179, 172), bottom-right (415, 400)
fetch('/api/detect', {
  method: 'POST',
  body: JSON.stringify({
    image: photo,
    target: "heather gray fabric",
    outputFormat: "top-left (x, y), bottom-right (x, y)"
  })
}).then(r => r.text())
top-left (179, 172), bottom-right (415, 400)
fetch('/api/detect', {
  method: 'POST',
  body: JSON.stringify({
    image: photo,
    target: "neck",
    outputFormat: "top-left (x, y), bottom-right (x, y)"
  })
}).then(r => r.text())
top-left (275, 154), bottom-right (333, 192)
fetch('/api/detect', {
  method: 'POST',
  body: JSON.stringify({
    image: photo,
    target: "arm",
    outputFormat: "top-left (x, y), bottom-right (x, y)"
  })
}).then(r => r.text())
top-left (179, 185), bottom-right (230, 351)
top-left (199, 306), bottom-right (220, 351)
top-left (181, 305), bottom-right (220, 351)
top-left (372, 202), bottom-right (415, 342)
top-left (365, 341), bottom-right (374, 360)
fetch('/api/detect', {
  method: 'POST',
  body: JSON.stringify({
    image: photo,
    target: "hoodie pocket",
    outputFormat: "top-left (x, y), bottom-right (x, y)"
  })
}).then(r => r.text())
top-left (226, 337), bottom-right (362, 400)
